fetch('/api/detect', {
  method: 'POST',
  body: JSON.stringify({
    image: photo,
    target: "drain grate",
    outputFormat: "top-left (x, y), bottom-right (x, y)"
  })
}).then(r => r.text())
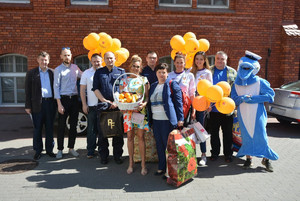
top-left (0, 159), bottom-right (38, 174)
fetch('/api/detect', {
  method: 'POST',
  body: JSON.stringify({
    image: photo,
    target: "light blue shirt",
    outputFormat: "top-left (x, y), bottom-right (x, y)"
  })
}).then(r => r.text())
top-left (54, 63), bottom-right (82, 99)
top-left (39, 67), bottom-right (52, 98)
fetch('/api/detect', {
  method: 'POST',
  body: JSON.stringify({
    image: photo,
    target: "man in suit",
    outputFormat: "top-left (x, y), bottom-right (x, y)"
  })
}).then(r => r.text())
top-left (25, 51), bottom-right (56, 160)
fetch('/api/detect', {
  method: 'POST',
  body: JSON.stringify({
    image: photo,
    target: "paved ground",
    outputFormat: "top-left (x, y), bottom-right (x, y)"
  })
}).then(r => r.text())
top-left (0, 113), bottom-right (299, 201)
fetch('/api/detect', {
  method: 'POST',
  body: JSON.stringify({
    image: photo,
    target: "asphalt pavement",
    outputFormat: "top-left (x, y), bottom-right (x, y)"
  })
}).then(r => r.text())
top-left (0, 113), bottom-right (299, 201)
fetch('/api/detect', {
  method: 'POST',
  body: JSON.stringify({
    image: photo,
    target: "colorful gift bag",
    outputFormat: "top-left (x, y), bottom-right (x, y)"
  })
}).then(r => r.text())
top-left (188, 120), bottom-right (210, 144)
top-left (232, 115), bottom-right (242, 152)
top-left (133, 129), bottom-right (158, 163)
top-left (166, 128), bottom-right (197, 187)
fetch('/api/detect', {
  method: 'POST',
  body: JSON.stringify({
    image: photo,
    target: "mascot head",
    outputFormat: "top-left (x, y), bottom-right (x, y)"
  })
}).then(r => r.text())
top-left (236, 51), bottom-right (261, 86)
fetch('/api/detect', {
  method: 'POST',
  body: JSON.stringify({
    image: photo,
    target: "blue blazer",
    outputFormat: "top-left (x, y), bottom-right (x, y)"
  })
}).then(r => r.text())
top-left (148, 78), bottom-right (184, 127)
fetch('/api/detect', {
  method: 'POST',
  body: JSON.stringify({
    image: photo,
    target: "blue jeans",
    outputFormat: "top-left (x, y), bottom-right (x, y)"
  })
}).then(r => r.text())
top-left (152, 119), bottom-right (174, 172)
top-left (87, 106), bottom-right (98, 156)
top-left (32, 99), bottom-right (55, 154)
top-left (196, 111), bottom-right (206, 154)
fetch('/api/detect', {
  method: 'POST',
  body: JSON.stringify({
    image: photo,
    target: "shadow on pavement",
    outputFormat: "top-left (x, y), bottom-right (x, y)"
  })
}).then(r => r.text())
top-left (267, 122), bottom-right (300, 138)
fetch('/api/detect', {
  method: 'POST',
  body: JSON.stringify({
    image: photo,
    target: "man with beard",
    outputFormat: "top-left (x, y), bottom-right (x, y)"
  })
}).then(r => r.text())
top-left (54, 47), bottom-right (82, 159)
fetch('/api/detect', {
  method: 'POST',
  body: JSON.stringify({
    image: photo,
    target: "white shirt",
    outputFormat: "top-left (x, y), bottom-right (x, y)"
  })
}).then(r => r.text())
top-left (80, 67), bottom-right (98, 106)
top-left (195, 68), bottom-right (213, 86)
top-left (168, 71), bottom-right (196, 98)
top-left (150, 84), bottom-right (168, 120)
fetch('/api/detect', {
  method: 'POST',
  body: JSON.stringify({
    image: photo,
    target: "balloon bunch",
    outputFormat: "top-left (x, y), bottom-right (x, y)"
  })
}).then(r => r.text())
top-left (170, 32), bottom-right (210, 68)
top-left (83, 32), bottom-right (129, 67)
top-left (193, 80), bottom-right (236, 114)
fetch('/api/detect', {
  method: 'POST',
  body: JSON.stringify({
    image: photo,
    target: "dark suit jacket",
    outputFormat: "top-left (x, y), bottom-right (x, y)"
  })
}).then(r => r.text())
top-left (25, 67), bottom-right (54, 113)
top-left (148, 78), bottom-right (184, 127)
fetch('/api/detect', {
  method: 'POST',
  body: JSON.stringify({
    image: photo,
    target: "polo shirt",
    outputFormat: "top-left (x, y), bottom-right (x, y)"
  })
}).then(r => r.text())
top-left (141, 65), bottom-right (157, 85)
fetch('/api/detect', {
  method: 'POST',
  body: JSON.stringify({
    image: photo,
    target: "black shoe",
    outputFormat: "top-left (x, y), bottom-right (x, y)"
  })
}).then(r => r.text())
top-left (114, 158), bottom-right (123, 164)
top-left (243, 158), bottom-right (253, 169)
top-left (162, 175), bottom-right (168, 180)
top-left (225, 155), bottom-right (233, 163)
top-left (46, 152), bottom-right (56, 158)
top-left (262, 159), bottom-right (273, 172)
top-left (154, 170), bottom-right (165, 176)
top-left (34, 153), bottom-right (41, 160)
top-left (210, 155), bottom-right (218, 161)
top-left (101, 158), bottom-right (108, 165)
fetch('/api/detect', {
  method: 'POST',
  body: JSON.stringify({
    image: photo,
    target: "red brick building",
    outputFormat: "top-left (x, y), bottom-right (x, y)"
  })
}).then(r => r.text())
top-left (0, 0), bottom-right (299, 107)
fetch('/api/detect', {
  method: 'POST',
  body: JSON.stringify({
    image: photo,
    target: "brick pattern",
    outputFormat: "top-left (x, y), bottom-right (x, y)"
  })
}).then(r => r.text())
top-left (0, 0), bottom-right (299, 87)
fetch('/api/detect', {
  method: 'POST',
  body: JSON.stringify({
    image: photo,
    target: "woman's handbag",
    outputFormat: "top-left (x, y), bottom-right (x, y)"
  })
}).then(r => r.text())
top-left (131, 112), bottom-right (145, 125)
top-left (99, 110), bottom-right (124, 138)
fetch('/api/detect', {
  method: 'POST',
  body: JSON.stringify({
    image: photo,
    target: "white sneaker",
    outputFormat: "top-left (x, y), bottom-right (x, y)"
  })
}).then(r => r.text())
top-left (199, 156), bottom-right (207, 166)
top-left (69, 149), bottom-right (79, 157)
top-left (56, 150), bottom-right (63, 159)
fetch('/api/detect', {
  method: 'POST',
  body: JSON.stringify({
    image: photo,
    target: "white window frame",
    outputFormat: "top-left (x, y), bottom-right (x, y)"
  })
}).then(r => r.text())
top-left (158, 0), bottom-right (192, 7)
top-left (197, 0), bottom-right (229, 8)
top-left (71, 0), bottom-right (108, 6)
top-left (0, 54), bottom-right (27, 107)
top-left (74, 55), bottom-right (91, 72)
top-left (0, 0), bottom-right (30, 3)
top-left (159, 55), bottom-right (174, 72)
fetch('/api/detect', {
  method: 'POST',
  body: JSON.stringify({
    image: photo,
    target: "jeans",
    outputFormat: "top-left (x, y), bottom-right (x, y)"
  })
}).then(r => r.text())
top-left (195, 110), bottom-right (206, 153)
top-left (57, 95), bottom-right (79, 150)
top-left (32, 99), bottom-right (55, 154)
top-left (152, 119), bottom-right (174, 172)
top-left (86, 106), bottom-right (98, 156)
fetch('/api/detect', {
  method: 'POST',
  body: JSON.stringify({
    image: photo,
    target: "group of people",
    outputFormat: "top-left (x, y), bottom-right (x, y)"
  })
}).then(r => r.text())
top-left (25, 47), bottom-right (277, 179)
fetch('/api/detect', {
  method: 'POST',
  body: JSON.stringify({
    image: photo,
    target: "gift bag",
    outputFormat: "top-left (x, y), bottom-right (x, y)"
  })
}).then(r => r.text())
top-left (99, 110), bottom-right (124, 138)
top-left (166, 128), bottom-right (197, 187)
top-left (188, 121), bottom-right (210, 143)
top-left (232, 115), bottom-right (242, 152)
top-left (133, 129), bottom-right (158, 163)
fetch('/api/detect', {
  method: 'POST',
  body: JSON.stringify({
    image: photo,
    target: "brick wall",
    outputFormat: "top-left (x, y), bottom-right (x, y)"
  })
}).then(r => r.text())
top-left (0, 0), bottom-right (299, 88)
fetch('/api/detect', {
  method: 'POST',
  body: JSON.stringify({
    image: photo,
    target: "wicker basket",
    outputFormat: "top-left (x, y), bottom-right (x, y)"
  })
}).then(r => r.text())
top-left (113, 73), bottom-right (145, 110)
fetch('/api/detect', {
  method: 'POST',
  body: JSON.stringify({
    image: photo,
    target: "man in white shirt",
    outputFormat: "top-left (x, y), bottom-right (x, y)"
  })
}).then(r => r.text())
top-left (80, 53), bottom-right (102, 158)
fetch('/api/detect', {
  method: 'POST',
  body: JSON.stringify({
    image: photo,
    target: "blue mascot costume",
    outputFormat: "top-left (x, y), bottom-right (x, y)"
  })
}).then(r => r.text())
top-left (231, 50), bottom-right (278, 172)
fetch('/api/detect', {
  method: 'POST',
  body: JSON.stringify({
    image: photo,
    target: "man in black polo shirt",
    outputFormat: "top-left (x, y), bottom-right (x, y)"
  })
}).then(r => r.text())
top-left (141, 51), bottom-right (158, 85)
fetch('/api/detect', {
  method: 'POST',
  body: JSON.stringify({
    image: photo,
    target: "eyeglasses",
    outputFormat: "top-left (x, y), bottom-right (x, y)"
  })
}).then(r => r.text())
top-left (132, 65), bottom-right (140, 69)
top-left (62, 47), bottom-right (70, 50)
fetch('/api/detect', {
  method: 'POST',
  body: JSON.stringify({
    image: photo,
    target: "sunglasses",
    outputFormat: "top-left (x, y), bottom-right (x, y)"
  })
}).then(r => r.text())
top-left (132, 65), bottom-right (141, 69)
top-left (62, 47), bottom-right (70, 50)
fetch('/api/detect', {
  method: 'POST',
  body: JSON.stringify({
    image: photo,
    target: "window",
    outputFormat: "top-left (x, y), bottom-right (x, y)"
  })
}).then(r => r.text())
top-left (0, 54), bottom-right (27, 106)
top-left (197, 0), bottom-right (229, 8)
top-left (0, 0), bottom-right (30, 3)
top-left (207, 55), bottom-right (215, 67)
top-left (159, 0), bottom-right (191, 7)
top-left (71, 0), bottom-right (108, 5)
top-left (74, 55), bottom-right (91, 72)
top-left (159, 56), bottom-right (174, 72)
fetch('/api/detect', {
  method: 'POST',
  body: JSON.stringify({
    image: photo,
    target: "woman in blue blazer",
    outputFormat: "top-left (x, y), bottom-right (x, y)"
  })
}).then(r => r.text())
top-left (148, 63), bottom-right (184, 176)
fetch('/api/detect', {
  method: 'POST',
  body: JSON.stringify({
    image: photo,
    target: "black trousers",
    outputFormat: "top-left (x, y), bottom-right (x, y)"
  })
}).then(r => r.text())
top-left (96, 108), bottom-right (124, 160)
top-left (57, 95), bottom-right (79, 151)
top-left (32, 99), bottom-right (55, 154)
top-left (209, 112), bottom-right (233, 157)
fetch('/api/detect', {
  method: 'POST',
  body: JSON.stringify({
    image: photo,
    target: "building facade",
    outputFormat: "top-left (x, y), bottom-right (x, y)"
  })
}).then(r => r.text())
top-left (0, 0), bottom-right (299, 107)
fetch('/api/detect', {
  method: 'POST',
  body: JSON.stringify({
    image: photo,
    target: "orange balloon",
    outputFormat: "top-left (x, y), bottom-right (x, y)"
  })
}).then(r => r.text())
top-left (120, 47), bottom-right (129, 59)
top-left (192, 96), bottom-right (211, 112)
top-left (206, 85), bottom-right (224, 103)
top-left (83, 36), bottom-right (93, 50)
top-left (99, 33), bottom-right (113, 50)
top-left (183, 32), bottom-right (196, 42)
top-left (216, 81), bottom-right (231, 97)
top-left (170, 35), bottom-right (185, 51)
top-left (216, 97), bottom-right (236, 114)
top-left (198, 39), bottom-right (210, 52)
top-left (184, 38), bottom-right (199, 54)
top-left (114, 49), bottom-right (127, 65)
top-left (171, 49), bottom-right (177, 60)
top-left (185, 53), bottom-right (195, 69)
top-left (88, 49), bottom-right (100, 61)
top-left (197, 79), bottom-right (213, 96)
top-left (108, 38), bottom-right (121, 52)
top-left (87, 33), bottom-right (100, 50)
